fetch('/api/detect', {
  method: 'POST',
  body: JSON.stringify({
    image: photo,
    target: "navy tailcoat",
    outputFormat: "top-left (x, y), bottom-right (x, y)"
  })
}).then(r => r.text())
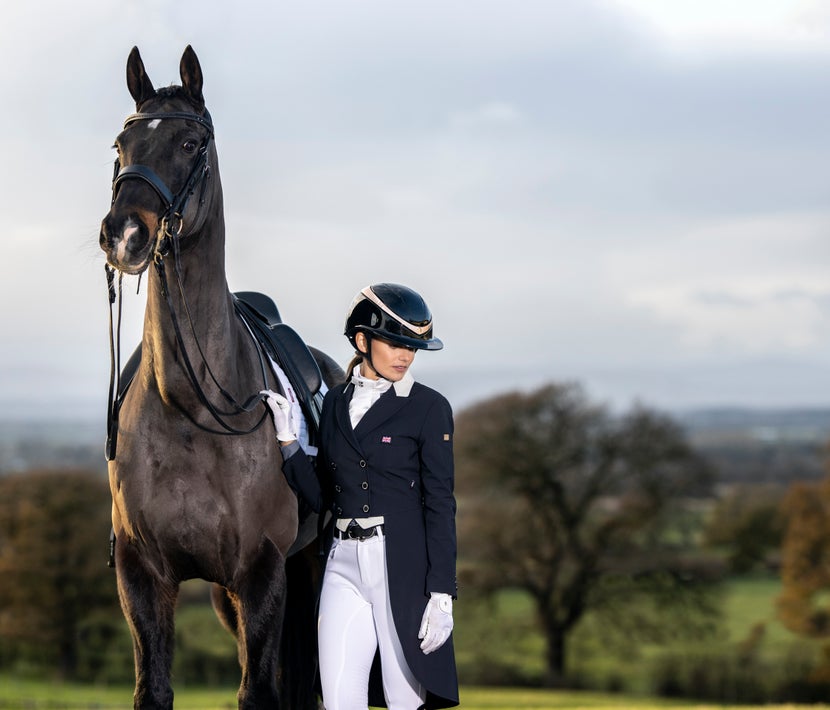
top-left (282, 375), bottom-right (459, 709)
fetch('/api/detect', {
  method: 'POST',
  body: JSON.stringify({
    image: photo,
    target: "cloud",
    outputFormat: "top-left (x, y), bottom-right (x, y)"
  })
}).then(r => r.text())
top-left (616, 211), bottom-right (830, 356)
top-left (448, 102), bottom-right (525, 131)
top-left (1, 0), bottom-right (829, 416)
top-left (608, 0), bottom-right (830, 51)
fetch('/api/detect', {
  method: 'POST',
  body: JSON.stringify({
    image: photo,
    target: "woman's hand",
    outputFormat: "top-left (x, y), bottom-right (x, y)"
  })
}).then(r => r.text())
top-left (260, 389), bottom-right (297, 443)
top-left (418, 592), bottom-right (453, 654)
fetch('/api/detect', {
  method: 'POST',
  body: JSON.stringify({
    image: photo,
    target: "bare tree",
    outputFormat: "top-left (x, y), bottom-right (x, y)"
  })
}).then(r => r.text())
top-left (455, 383), bottom-right (715, 686)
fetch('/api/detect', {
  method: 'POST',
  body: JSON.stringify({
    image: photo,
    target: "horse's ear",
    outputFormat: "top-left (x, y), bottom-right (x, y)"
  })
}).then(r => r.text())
top-left (126, 46), bottom-right (156, 108)
top-left (179, 45), bottom-right (205, 110)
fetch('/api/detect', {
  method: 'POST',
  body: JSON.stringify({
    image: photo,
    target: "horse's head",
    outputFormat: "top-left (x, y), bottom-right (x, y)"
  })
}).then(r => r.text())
top-left (100, 46), bottom-right (218, 275)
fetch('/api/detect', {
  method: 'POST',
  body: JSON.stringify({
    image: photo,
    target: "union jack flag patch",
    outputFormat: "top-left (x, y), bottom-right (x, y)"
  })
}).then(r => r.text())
top-left (381, 436), bottom-right (392, 444)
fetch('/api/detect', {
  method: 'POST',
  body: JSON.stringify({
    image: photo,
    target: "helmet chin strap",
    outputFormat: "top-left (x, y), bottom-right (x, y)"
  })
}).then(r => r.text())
top-left (359, 335), bottom-right (380, 379)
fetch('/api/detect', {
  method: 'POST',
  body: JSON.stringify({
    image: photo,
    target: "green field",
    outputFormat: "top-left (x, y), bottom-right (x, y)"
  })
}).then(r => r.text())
top-left (0, 677), bottom-right (827, 710)
top-left (3, 576), bottom-right (829, 708)
top-left (452, 575), bottom-right (826, 695)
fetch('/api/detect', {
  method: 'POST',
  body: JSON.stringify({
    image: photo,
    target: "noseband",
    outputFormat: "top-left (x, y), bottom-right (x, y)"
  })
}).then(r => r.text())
top-left (110, 110), bottom-right (214, 256)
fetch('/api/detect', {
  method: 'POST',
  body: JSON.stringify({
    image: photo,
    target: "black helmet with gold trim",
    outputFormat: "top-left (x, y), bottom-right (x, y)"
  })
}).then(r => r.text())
top-left (344, 283), bottom-right (443, 351)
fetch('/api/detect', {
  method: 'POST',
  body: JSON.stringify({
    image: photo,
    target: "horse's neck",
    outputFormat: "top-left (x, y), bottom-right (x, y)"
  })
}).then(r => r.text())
top-left (142, 226), bottom-right (244, 399)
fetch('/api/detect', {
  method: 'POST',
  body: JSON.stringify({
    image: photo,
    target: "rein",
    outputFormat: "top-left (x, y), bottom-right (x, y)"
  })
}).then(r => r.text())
top-left (105, 265), bottom-right (123, 460)
top-left (152, 237), bottom-right (270, 435)
top-left (105, 109), bottom-right (270, 451)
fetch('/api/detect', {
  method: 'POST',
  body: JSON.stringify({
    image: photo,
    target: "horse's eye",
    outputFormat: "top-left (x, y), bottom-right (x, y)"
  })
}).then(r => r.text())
top-left (183, 139), bottom-right (198, 153)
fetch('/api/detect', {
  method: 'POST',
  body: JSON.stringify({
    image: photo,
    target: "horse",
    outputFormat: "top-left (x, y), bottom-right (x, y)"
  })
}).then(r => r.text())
top-left (98, 45), bottom-right (341, 709)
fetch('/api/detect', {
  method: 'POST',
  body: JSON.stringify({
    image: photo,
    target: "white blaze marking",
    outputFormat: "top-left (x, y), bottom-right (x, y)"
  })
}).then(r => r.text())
top-left (115, 218), bottom-right (140, 263)
top-left (148, 119), bottom-right (161, 130)
top-left (115, 237), bottom-right (128, 264)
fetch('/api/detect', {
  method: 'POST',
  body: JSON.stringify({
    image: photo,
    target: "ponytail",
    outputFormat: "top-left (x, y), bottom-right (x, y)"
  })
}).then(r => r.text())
top-left (344, 354), bottom-right (363, 383)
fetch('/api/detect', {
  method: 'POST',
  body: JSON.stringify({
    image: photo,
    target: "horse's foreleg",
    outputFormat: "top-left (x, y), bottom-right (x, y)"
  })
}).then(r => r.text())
top-left (234, 537), bottom-right (287, 710)
top-left (211, 582), bottom-right (239, 637)
top-left (115, 534), bottom-right (178, 710)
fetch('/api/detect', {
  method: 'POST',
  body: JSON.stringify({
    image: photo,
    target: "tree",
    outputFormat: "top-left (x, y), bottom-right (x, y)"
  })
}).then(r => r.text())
top-left (454, 383), bottom-right (716, 686)
top-left (0, 469), bottom-right (120, 677)
top-left (778, 478), bottom-right (830, 637)
top-left (703, 483), bottom-right (785, 573)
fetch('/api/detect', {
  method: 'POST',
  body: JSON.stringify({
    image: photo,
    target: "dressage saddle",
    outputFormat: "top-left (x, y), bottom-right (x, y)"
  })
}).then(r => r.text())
top-left (233, 290), bottom-right (325, 432)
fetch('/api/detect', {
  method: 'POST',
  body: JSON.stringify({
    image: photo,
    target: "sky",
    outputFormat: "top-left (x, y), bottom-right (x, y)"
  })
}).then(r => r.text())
top-left (0, 0), bottom-right (829, 422)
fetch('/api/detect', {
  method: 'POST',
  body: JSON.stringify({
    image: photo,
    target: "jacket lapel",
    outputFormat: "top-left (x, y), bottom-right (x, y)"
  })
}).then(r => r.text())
top-left (354, 387), bottom-right (409, 439)
top-left (333, 383), bottom-right (363, 454)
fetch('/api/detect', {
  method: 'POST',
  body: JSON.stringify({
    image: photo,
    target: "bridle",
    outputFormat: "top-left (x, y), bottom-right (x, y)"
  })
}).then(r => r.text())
top-left (105, 109), bottom-right (269, 454)
top-left (110, 109), bottom-right (215, 255)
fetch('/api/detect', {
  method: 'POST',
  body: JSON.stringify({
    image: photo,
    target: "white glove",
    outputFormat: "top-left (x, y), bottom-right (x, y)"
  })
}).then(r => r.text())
top-left (260, 389), bottom-right (297, 442)
top-left (418, 592), bottom-right (453, 655)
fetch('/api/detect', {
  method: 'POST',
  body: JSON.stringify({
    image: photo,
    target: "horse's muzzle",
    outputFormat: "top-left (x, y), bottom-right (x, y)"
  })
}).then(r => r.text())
top-left (100, 211), bottom-right (155, 275)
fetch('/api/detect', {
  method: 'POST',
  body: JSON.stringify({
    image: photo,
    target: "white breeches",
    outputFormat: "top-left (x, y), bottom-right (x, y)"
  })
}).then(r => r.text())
top-left (318, 531), bottom-right (426, 710)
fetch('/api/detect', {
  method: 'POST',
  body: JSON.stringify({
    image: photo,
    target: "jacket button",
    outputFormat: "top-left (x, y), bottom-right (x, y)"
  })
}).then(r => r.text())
top-left (361, 481), bottom-right (368, 490)
top-left (330, 461), bottom-right (337, 470)
top-left (334, 485), bottom-right (342, 493)
top-left (336, 506), bottom-right (343, 514)
top-left (359, 460), bottom-right (367, 468)
top-left (362, 504), bottom-right (370, 513)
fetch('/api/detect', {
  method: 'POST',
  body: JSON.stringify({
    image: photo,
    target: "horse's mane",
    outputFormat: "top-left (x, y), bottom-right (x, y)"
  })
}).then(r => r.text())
top-left (155, 85), bottom-right (185, 98)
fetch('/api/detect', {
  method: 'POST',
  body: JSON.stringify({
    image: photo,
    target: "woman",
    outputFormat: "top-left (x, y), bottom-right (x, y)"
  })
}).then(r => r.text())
top-left (262, 283), bottom-right (458, 710)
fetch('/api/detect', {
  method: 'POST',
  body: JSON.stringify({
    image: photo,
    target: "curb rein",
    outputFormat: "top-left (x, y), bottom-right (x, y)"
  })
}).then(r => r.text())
top-left (105, 110), bottom-right (269, 458)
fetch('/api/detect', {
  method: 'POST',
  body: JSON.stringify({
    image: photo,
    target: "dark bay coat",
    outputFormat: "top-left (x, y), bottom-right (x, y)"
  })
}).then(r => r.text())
top-left (282, 375), bottom-right (459, 709)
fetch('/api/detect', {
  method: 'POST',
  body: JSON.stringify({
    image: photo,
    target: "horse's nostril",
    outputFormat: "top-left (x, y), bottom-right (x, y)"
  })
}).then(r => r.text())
top-left (99, 218), bottom-right (114, 249)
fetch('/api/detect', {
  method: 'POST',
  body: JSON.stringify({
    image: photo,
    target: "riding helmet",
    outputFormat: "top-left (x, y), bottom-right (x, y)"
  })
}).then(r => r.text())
top-left (345, 283), bottom-right (443, 351)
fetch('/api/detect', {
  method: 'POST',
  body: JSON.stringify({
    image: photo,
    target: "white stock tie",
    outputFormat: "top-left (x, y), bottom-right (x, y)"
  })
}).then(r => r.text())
top-left (349, 365), bottom-right (392, 428)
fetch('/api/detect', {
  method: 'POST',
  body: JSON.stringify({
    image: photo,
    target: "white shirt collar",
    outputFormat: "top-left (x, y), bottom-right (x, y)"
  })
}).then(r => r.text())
top-left (350, 365), bottom-right (415, 398)
top-left (351, 365), bottom-right (393, 393)
top-left (392, 371), bottom-right (415, 397)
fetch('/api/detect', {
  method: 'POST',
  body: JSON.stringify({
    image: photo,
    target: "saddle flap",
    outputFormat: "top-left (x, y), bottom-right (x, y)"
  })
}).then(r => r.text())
top-left (269, 323), bottom-right (323, 396)
top-left (233, 292), bottom-right (322, 398)
top-left (233, 292), bottom-right (324, 437)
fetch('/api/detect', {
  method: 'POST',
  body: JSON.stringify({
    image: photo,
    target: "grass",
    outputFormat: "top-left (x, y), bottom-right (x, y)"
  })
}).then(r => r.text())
top-left (0, 676), bottom-right (828, 710)
top-left (1, 676), bottom-right (828, 709)
top-left (720, 575), bottom-right (797, 644)
top-left (0, 675), bottom-right (237, 709)
top-left (460, 685), bottom-right (828, 708)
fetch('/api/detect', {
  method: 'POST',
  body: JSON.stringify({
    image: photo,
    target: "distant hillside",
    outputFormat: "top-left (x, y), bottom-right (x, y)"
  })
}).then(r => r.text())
top-left (676, 407), bottom-right (830, 444)
top-left (673, 408), bottom-right (830, 485)
top-left (0, 417), bottom-right (105, 475)
top-left (1, 408), bottom-right (829, 484)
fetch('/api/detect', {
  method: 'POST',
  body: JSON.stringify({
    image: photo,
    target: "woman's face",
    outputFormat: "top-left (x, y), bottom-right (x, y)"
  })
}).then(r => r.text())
top-left (357, 333), bottom-right (416, 382)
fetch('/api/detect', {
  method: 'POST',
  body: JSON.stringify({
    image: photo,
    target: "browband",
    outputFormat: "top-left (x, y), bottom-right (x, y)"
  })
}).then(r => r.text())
top-left (123, 110), bottom-right (213, 134)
